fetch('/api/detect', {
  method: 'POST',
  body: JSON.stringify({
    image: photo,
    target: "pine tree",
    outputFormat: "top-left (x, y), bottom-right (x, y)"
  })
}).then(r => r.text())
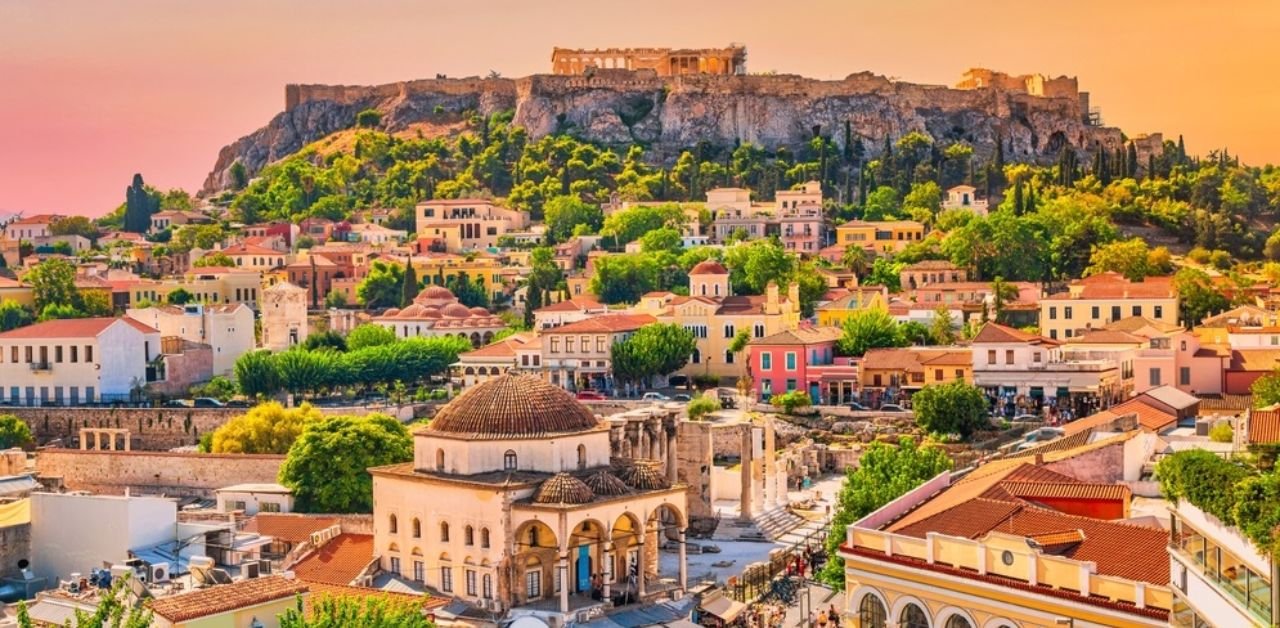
top-left (524, 285), bottom-right (541, 329)
top-left (1147, 154), bottom-right (1156, 180)
top-left (124, 173), bottom-right (158, 233)
top-left (401, 262), bottom-right (418, 307)
top-left (1025, 185), bottom-right (1037, 213)
top-left (1013, 179), bottom-right (1025, 215)
top-left (1177, 135), bottom-right (1187, 164)
top-left (994, 135), bottom-right (1005, 171)
top-left (842, 120), bottom-right (853, 162)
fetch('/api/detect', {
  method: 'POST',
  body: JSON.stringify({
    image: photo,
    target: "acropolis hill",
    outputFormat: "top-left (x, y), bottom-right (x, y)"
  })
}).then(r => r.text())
top-left (203, 47), bottom-right (1155, 193)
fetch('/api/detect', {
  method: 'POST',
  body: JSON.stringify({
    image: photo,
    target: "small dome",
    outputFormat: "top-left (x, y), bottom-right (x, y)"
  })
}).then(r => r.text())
top-left (418, 285), bottom-right (455, 300)
top-left (398, 304), bottom-right (426, 318)
top-left (421, 309), bottom-right (442, 319)
top-left (442, 303), bottom-right (472, 318)
top-left (689, 260), bottom-right (728, 276)
top-left (428, 374), bottom-right (602, 439)
top-left (615, 460), bottom-right (671, 490)
top-left (383, 307), bottom-right (401, 317)
top-left (583, 470), bottom-right (632, 497)
top-left (469, 306), bottom-right (490, 316)
top-left (533, 473), bottom-right (595, 505)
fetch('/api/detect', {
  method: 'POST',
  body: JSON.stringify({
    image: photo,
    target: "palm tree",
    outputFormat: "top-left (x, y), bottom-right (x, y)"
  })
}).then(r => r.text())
top-left (842, 246), bottom-right (871, 277)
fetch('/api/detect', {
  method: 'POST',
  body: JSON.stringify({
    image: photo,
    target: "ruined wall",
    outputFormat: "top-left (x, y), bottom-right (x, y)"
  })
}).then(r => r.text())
top-left (675, 421), bottom-right (715, 519)
top-left (6, 407), bottom-right (239, 450)
top-left (206, 68), bottom-right (1129, 195)
top-left (0, 523), bottom-right (30, 578)
top-left (34, 449), bottom-right (284, 498)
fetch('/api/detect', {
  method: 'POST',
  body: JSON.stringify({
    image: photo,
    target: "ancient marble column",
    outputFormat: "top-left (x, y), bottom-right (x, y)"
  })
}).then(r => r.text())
top-left (739, 425), bottom-right (754, 520)
top-left (602, 541), bottom-right (614, 599)
top-left (558, 552), bottom-right (569, 613)
top-left (764, 418), bottom-right (777, 511)
top-left (678, 529), bottom-right (688, 590)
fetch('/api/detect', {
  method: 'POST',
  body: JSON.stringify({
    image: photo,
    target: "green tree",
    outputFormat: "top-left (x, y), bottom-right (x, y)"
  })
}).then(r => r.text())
top-left (611, 324), bottom-right (697, 388)
top-left (190, 375), bottom-right (237, 402)
top-left (912, 381), bottom-right (990, 438)
top-left (902, 181), bottom-right (942, 219)
top-left (601, 204), bottom-right (685, 247)
top-left (24, 257), bottom-right (80, 312)
top-left (862, 186), bottom-right (900, 221)
top-left (278, 593), bottom-right (435, 628)
top-left (724, 239), bottom-right (794, 295)
top-left (543, 194), bottom-right (602, 243)
top-left (280, 414), bottom-right (413, 513)
top-left (209, 402), bottom-right (324, 454)
top-left (1174, 267), bottom-right (1230, 327)
top-left (770, 390), bottom-right (812, 414)
top-left (841, 246), bottom-right (870, 276)
top-left (49, 215), bottom-right (99, 240)
top-left (687, 393), bottom-right (722, 420)
top-left (124, 173), bottom-right (160, 233)
top-left (1251, 369), bottom-right (1280, 408)
top-left (303, 330), bottom-right (348, 352)
top-left (166, 288), bottom-right (194, 305)
top-left (1085, 238), bottom-right (1159, 281)
top-left (356, 109), bottom-right (383, 128)
top-left (229, 161), bottom-right (249, 190)
top-left (0, 300), bottom-right (33, 332)
top-left (818, 437), bottom-right (952, 587)
top-left (193, 252), bottom-right (237, 268)
top-left (401, 262), bottom-right (418, 308)
top-left (590, 253), bottom-right (661, 304)
top-left (234, 350), bottom-right (281, 398)
top-left (989, 276), bottom-right (1019, 323)
top-left (357, 260), bottom-right (406, 309)
top-left (927, 305), bottom-right (956, 345)
top-left (0, 415), bottom-right (34, 449)
top-left (837, 308), bottom-right (906, 356)
top-left (639, 227), bottom-right (683, 253)
top-left (862, 257), bottom-right (904, 291)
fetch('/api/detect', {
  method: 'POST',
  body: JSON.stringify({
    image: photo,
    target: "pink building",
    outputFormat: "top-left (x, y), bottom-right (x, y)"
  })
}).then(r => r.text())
top-left (747, 326), bottom-right (858, 404)
top-left (1132, 330), bottom-right (1227, 396)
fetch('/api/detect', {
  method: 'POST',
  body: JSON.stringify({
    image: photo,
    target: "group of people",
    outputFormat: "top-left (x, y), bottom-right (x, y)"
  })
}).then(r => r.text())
top-left (732, 600), bottom-right (785, 627)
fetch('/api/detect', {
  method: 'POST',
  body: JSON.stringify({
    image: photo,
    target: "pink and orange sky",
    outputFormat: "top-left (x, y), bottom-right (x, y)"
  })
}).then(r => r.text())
top-left (2, 0), bottom-right (1277, 216)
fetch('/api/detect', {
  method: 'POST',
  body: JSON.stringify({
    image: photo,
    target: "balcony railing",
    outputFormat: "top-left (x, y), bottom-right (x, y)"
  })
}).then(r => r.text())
top-left (29, 362), bottom-right (51, 372)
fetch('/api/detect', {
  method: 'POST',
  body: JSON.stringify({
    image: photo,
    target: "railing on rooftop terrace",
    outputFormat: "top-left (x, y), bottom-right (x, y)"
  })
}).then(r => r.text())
top-left (845, 527), bottom-right (1170, 611)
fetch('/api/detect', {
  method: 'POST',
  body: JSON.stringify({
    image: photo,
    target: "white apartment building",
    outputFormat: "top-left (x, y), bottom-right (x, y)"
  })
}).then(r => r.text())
top-left (126, 303), bottom-right (255, 376)
top-left (1170, 499), bottom-right (1275, 626)
top-left (0, 317), bottom-right (160, 405)
top-left (415, 199), bottom-right (529, 252)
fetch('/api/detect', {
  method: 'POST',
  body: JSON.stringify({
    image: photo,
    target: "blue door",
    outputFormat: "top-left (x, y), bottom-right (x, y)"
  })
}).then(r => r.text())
top-left (809, 382), bottom-right (820, 404)
top-left (577, 545), bottom-right (591, 592)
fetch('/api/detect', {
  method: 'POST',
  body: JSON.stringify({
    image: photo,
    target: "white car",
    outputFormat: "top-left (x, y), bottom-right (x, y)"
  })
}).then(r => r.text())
top-left (642, 392), bottom-right (670, 402)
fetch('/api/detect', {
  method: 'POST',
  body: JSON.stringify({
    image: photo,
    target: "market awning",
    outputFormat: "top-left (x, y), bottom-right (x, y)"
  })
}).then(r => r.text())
top-left (700, 594), bottom-right (746, 622)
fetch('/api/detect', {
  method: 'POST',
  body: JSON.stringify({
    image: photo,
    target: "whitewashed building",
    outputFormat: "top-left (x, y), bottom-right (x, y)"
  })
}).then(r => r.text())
top-left (0, 317), bottom-right (160, 405)
top-left (126, 303), bottom-right (255, 376)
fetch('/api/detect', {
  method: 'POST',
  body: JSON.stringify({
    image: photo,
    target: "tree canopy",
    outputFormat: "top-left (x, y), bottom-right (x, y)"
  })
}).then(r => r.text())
top-left (837, 308), bottom-right (907, 356)
top-left (280, 413), bottom-right (413, 513)
top-left (209, 402), bottom-right (324, 454)
top-left (278, 593), bottom-right (434, 628)
top-left (611, 324), bottom-right (697, 387)
top-left (911, 381), bottom-right (990, 438)
top-left (0, 415), bottom-right (33, 449)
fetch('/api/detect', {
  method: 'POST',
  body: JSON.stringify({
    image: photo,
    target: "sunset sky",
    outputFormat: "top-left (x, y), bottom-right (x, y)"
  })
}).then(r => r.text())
top-left (2, 0), bottom-right (1276, 216)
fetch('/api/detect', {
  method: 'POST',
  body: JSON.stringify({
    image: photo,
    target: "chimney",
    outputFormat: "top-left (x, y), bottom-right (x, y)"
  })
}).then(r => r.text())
top-left (766, 282), bottom-right (780, 315)
top-left (1034, 453), bottom-right (1044, 466)
top-left (787, 282), bottom-right (800, 313)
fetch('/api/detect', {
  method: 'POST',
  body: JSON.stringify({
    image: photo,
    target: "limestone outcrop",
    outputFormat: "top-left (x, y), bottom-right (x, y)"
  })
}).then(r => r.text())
top-left (203, 69), bottom-right (1131, 194)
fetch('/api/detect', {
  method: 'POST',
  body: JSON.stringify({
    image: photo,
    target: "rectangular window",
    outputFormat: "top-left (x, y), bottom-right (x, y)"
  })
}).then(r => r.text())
top-left (550, 338), bottom-right (560, 353)
top-left (1155, 305), bottom-right (1164, 319)
top-left (1091, 306), bottom-right (1099, 319)
top-left (1049, 307), bottom-right (1057, 320)
top-left (785, 352), bottom-right (796, 371)
top-left (596, 337), bottom-right (605, 353)
top-left (1064, 306), bottom-right (1073, 319)
top-left (9, 347), bottom-right (15, 363)
top-left (987, 350), bottom-right (996, 365)
top-left (390, 557), bottom-right (401, 575)
top-left (55, 346), bottom-right (63, 363)
top-left (1049, 329), bottom-right (1058, 340)
top-left (86, 345), bottom-right (94, 362)
top-left (934, 369), bottom-right (943, 380)
top-left (580, 336), bottom-right (590, 353)
top-left (786, 379), bottom-right (797, 392)
top-left (565, 337), bottom-right (575, 353)
top-left (441, 566), bottom-right (453, 592)
top-left (725, 350), bottom-right (734, 364)
top-left (955, 369), bottom-right (964, 380)
top-left (527, 570), bottom-right (541, 599)
top-left (1133, 305), bottom-right (1142, 317)
top-left (761, 352), bottom-right (772, 370)
top-left (466, 569), bottom-right (477, 596)
top-left (1005, 350), bottom-right (1014, 365)
top-left (260, 502), bottom-right (281, 513)
top-left (754, 324), bottom-right (765, 338)
top-left (1179, 367), bottom-right (1191, 386)
top-left (1149, 368), bottom-right (1162, 386)
top-left (483, 574), bottom-right (493, 599)
top-left (724, 324), bottom-right (735, 338)
top-left (1111, 305), bottom-right (1121, 321)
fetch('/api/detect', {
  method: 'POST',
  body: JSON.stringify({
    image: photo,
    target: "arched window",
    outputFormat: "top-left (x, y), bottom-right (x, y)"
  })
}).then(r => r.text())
top-left (436, 449), bottom-right (445, 471)
top-left (858, 594), bottom-right (887, 628)
top-left (900, 603), bottom-right (929, 628)
top-left (412, 518), bottom-right (421, 539)
top-left (481, 527), bottom-right (491, 549)
top-left (504, 450), bottom-right (518, 471)
top-left (441, 522), bottom-right (450, 543)
top-left (944, 616), bottom-right (973, 628)
top-left (577, 444), bottom-right (587, 470)
top-left (465, 525), bottom-right (475, 546)
top-left (389, 514), bottom-right (398, 534)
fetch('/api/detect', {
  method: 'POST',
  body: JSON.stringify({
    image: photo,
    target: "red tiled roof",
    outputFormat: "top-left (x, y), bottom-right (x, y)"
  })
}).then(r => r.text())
top-left (1248, 406), bottom-right (1280, 444)
top-left (1044, 273), bottom-right (1174, 300)
top-left (291, 534), bottom-right (376, 586)
top-left (1066, 329), bottom-right (1148, 345)
top-left (0, 317), bottom-right (155, 340)
top-left (544, 314), bottom-right (656, 334)
top-left (998, 481), bottom-right (1131, 501)
top-left (428, 374), bottom-right (602, 439)
top-left (971, 322), bottom-right (1055, 345)
top-left (148, 575), bottom-right (307, 622)
top-left (536, 297), bottom-right (605, 313)
top-left (752, 327), bottom-right (843, 346)
top-left (243, 514), bottom-right (339, 544)
top-left (1230, 349), bottom-right (1280, 372)
top-left (1104, 398), bottom-right (1177, 432)
top-left (222, 243), bottom-right (285, 256)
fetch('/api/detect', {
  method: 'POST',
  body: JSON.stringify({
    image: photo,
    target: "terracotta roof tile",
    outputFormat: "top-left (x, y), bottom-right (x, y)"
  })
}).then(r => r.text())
top-left (614, 460), bottom-right (671, 490)
top-left (544, 314), bottom-right (655, 334)
top-left (243, 514), bottom-right (339, 544)
top-left (972, 322), bottom-right (1056, 345)
top-left (0, 317), bottom-right (155, 340)
top-left (688, 260), bottom-right (728, 275)
top-left (1045, 274), bottom-right (1174, 300)
top-left (1248, 406), bottom-right (1280, 444)
top-left (998, 481), bottom-right (1131, 501)
top-left (533, 473), bottom-right (595, 504)
top-left (1230, 349), bottom-right (1280, 371)
top-left (536, 297), bottom-right (606, 313)
top-left (291, 534), bottom-right (376, 586)
top-left (1105, 398), bottom-right (1177, 432)
top-left (428, 374), bottom-right (602, 439)
top-left (148, 575), bottom-right (308, 622)
top-left (752, 326), bottom-right (843, 346)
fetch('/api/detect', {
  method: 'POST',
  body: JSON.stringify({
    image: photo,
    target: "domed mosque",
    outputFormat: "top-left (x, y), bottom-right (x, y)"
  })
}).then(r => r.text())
top-left (372, 285), bottom-right (506, 348)
top-left (369, 375), bottom-right (688, 621)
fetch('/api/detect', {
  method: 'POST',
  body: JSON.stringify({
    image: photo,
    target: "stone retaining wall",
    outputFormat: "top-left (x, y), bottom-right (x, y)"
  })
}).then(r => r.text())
top-left (34, 449), bottom-right (284, 498)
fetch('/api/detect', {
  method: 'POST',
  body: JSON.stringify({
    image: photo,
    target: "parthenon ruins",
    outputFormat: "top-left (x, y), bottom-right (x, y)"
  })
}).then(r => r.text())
top-left (551, 45), bottom-right (747, 76)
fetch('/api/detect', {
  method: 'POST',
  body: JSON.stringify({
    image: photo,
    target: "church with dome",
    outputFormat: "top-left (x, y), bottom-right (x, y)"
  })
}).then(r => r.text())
top-left (369, 374), bottom-right (689, 622)
top-left (373, 284), bottom-right (506, 347)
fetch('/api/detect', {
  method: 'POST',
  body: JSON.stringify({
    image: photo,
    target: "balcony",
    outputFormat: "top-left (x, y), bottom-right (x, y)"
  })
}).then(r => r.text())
top-left (29, 362), bottom-right (52, 372)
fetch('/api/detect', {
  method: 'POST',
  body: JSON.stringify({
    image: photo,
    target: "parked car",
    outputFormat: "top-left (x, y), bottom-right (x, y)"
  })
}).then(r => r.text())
top-left (848, 401), bottom-right (870, 411)
top-left (163, 399), bottom-right (191, 408)
top-left (1012, 413), bottom-right (1042, 422)
top-left (878, 403), bottom-right (907, 412)
top-left (224, 399), bottom-right (252, 408)
top-left (193, 397), bottom-right (225, 408)
top-left (641, 392), bottom-right (670, 402)
top-left (575, 390), bottom-right (606, 401)
top-left (672, 394), bottom-right (692, 402)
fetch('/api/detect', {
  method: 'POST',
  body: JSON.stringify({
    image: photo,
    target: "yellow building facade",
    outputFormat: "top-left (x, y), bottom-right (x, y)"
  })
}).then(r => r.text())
top-left (816, 289), bottom-right (889, 328)
top-left (835, 220), bottom-right (926, 254)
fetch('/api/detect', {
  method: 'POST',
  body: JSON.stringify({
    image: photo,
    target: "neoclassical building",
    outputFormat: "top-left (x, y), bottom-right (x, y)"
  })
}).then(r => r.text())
top-left (369, 375), bottom-right (688, 623)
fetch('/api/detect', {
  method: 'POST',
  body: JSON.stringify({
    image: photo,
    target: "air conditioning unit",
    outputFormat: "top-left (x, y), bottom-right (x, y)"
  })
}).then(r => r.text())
top-left (244, 562), bottom-right (260, 579)
top-left (148, 562), bottom-right (170, 583)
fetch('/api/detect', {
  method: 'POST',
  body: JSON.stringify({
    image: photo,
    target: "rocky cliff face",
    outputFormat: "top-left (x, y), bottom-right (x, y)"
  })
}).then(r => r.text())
top-left (203, 70), bottom-right (1128, 194)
